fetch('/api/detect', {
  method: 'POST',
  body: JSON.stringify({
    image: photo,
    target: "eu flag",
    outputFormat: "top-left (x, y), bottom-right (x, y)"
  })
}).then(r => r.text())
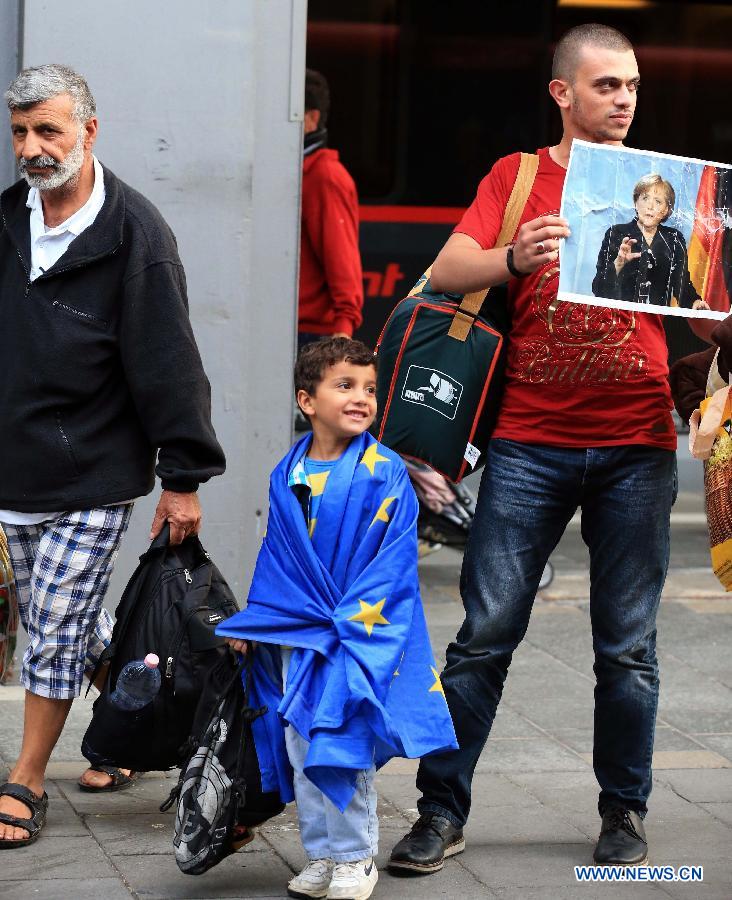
top-left (216, 431), bottom-right (457, 811)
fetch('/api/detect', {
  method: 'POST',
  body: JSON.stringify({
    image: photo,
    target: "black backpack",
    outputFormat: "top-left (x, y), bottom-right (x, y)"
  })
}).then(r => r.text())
top-left (81, 524), bottom-right (239, 772)
top-left (163, 651), bottom-right (285, 875)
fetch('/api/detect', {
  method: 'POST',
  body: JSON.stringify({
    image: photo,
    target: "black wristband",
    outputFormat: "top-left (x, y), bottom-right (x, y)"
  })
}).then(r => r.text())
top-left (505, 243), bottom-right (526, 278)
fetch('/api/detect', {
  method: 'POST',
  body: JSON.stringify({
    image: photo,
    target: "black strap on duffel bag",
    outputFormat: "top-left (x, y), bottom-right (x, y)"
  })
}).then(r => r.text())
top-left (375, 152), bottom-right (539, 482)
top-left (163, 650), bottom-right (285, 875)
top-left (81, 524), bottom-right (239, 772)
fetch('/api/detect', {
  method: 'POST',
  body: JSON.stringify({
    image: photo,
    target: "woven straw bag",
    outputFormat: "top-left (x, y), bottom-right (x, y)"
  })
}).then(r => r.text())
top-left (690, 350), bottom-right (732, 590)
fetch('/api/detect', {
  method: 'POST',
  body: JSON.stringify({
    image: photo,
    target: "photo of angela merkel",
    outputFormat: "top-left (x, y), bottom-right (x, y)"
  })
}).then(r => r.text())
top-left (592, 173), bottom-right (706, 309)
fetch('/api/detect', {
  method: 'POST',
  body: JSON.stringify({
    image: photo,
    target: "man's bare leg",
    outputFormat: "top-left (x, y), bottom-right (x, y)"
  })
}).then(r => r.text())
top-left (77, 663), bottom-right (133, 790)
top-left (0, 692), bottom-right (72, 842)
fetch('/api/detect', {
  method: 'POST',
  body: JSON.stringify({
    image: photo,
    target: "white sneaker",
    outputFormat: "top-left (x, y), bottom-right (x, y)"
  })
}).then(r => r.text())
top-left (288, 859), bottom-right (334, 899)
top-left (326, 858), bottom-right (378, 900)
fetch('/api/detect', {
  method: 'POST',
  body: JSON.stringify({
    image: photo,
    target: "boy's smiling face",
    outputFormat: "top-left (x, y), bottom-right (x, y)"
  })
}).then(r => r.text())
top-left (298, 361), bottom-right (377, 447)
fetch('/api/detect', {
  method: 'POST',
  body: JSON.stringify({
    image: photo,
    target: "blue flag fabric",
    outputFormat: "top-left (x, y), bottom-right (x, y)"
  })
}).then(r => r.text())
top-left (216, 431), bottom-right (457, 811)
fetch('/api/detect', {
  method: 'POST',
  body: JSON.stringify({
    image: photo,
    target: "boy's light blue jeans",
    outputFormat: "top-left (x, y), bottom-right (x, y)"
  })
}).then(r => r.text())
top-left (283, 651), bottom-right (379, 863)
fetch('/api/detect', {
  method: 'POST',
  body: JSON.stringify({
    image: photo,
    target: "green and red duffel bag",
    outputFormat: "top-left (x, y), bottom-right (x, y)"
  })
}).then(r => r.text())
top-left (374, 275), bottom-right (508, 483)
top-left (373, 151), bottom-right (540, 483)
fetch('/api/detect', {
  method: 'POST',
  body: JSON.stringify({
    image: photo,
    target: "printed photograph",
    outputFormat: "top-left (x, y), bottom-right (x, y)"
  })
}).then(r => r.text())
top-left (559, 140), bottom-right (732, 320)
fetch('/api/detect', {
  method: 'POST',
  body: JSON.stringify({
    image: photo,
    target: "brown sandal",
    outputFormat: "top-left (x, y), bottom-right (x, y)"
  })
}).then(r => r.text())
top-left (78, 765), bottom-right (139, 793)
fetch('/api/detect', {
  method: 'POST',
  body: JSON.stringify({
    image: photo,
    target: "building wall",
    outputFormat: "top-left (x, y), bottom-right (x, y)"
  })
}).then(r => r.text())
top-left (0, 2), bottom-right (20, 190)
top-left (4, 0), bottom-right (303, 613)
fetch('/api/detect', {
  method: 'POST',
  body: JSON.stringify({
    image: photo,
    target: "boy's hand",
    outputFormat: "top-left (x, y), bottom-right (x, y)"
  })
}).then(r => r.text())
top-left (225, 638), bottom-right (250, 654)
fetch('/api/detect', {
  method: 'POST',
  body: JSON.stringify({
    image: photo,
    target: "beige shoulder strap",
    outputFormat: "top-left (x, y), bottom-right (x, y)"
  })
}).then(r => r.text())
top-left (447, 152), bottom-right (539, 341)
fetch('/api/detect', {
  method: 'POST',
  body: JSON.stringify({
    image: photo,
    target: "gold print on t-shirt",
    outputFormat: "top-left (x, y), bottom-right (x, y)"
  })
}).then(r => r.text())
top-left (514, 264), bottom-right (648, 385)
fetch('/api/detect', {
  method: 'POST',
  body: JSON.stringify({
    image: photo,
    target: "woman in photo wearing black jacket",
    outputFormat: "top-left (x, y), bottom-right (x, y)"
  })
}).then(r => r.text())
top-left (592, 173), bottom-right (705, 309)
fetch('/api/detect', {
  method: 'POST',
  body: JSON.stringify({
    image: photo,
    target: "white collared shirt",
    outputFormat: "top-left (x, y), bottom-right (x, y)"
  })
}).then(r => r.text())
top-left (0, 157), bottom-right (107, 526)
top-left (27, 154), bottom-right (106, 282)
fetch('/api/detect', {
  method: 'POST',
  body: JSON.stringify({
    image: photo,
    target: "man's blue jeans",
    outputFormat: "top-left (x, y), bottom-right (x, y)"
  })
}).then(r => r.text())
top-left (417, 439), bottom-right (676, 827)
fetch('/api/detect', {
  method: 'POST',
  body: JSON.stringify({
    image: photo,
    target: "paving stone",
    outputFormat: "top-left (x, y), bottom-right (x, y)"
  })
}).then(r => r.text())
top-left (506, 771), bottom-right (724, 845)
top-left (493, 885), bottom-right (667, 899)
top-left (0, 878), bottom-right (132, 899)
top-left (83, 810), bottom-right (179, 855)
top-left (698, 802), bottom-right (732, 827)
top-left (499, 648), bottom-right (595, 732)
top-left (693, 732), bottom-right (732, 761)
top-left (59, 773), bottom-right (176, 815)
top-left (489, 708), bottom-right (545, 740)
top-left (0, 835), bottom-right (118, 880)
top-left (0, 697), bottom-right (102, 764)
top-left (647, 820), bottom-right (732, 866)
top-left (578, 749), bottom-right (732, 771)
top-left (661, 873), bottom-right (732, 899)
top-left (42, 794), bottom-right (89, 837)
top-left (657, 661), bottom-right (732, 734)
top-left (654, 768), bottom-right (732, 804)
top-left (554, 726), bottom-right (710, 756)
top-left (112, 848), bottom-right (298, 898)
top-left (457, 841), bottom-right (600, 889)
top-left (520, 611), bottom-right (596, 680)
top-left (381, 866), bottom-right (499, 899)
top-left (375, 770), bottom-right (542, 821)
top-left (475, 736), bottom-right (588, 775)
top-left (650, 750), bottom-right (731, 770)
top-left (462, 798), bottom-right (590, 845)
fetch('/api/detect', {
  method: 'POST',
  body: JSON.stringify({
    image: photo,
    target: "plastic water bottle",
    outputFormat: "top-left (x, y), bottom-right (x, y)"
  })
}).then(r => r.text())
top-left (110, 653), bottom-right (161, 711)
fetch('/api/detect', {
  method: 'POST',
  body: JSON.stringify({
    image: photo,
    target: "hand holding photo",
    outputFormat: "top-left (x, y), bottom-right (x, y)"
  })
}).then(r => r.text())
top-left (559, 141), bottom-right (732, 320)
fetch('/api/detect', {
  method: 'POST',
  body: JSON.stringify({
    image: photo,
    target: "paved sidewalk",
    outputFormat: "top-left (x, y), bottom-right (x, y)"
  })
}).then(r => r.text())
top-left (1, 523), bottom-right (731, 899)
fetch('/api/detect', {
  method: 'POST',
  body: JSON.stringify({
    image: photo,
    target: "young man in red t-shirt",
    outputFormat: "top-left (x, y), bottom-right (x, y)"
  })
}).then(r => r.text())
top-left (299, 70), bottom-right (363, 349)
top-left (389, 24), bottom-right (675, 874)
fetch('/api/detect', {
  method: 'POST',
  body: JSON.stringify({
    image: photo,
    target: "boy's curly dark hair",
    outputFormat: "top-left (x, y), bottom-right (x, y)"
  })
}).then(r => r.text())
top-left (294, 337), bottom-right (376, 399)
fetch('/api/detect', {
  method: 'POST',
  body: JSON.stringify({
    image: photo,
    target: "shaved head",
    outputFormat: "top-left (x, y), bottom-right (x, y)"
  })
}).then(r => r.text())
top-left (552, 24), bottom-right (633, 83)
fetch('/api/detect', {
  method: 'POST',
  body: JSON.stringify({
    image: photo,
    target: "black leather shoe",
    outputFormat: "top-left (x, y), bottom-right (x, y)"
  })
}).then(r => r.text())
top-left (593, 806), bottom-right (648, 865)
top-left (388, 812), bottom-right (465, 876)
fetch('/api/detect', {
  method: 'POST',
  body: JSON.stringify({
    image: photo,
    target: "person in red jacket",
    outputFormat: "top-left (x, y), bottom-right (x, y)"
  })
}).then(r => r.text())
top-left (299, 70), bottom-right (363, 350)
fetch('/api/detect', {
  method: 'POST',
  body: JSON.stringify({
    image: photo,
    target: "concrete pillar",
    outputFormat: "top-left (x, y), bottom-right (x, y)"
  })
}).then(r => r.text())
top-left (9, 0), bottom-right (304, 607)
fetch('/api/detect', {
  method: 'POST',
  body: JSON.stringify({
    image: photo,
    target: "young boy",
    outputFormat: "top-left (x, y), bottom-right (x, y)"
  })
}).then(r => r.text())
top-left (217, 338), bottom-right (456, 900)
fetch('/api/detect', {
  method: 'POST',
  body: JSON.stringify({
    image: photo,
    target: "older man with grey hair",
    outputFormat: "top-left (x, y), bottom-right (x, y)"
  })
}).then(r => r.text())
top-left (0, 64), bottom-right (225, 848)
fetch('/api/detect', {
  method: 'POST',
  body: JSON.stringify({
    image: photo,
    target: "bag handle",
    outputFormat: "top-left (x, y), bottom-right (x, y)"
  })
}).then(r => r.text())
top-left (447, 152), bottom-right (540, 342)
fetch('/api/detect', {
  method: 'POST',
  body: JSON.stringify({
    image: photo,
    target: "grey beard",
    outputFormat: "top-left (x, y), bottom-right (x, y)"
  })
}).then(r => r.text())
top-left (19, 129), bottom-right (86, 192)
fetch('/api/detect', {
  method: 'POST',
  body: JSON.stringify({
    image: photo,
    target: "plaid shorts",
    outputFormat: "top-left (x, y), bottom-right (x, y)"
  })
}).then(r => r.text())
top-left (2, 505), bottom-right (133, 699)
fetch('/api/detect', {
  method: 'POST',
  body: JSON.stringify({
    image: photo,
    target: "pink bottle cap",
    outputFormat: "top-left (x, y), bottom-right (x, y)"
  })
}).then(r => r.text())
top-left (144, 653), bottom-right (160, 669)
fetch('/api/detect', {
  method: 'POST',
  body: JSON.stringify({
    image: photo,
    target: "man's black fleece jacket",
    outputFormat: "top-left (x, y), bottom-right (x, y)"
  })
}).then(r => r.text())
top-left (0, 165), bottom-right (225, 512)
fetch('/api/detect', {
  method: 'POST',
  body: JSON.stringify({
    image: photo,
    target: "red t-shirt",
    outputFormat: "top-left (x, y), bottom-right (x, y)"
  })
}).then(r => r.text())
top-left (455, 147), bottom-right (676, 450)
top-left (299, 148), bottom-right (363, 337)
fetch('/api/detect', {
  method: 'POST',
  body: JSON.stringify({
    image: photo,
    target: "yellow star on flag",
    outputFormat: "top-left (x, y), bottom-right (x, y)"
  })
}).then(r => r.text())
top-left (370, 496), bottom-right (396, 527)
top-left (429, 666), bottom-right (445, 696)
top-left (308, 518), bottom-right (317, 537)
top-left (360, 443), bottom-right (389, 477)
top-left (393, 650), bottom-right (405, 678)
top-left (348, 598), bottom-right (389, 636)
